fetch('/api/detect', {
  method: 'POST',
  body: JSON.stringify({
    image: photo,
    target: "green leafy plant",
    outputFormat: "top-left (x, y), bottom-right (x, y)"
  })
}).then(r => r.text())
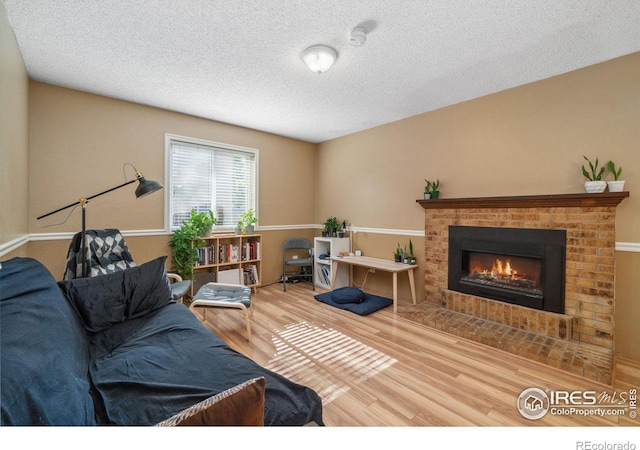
top-left (607, 161), bottom-right (622, 181)
top-left (424, 178), bottom-right (440, 193)
top-left (394, 243), bottom-right (403, 257)
top-left (189, 210), bottom-right (217, 236)
top-left (323, 216), bottom-right (339, 233)
top-left (169, 210), bottom-right (216, 280)
top-left (240, 208), bottom-right (258, 227)
top-left (408, 239), bottom-right (414, 257)
top-left (582, 156), bottom-right (605, 181)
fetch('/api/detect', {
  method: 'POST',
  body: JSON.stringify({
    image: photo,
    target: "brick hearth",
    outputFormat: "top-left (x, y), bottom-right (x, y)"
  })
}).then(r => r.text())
top-left (413, 192), bottom-right (629, 384)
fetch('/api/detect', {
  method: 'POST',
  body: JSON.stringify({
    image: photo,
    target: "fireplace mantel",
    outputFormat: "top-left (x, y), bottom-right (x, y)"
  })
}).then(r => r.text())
top-left (417, 192), bottom-right (629, 210)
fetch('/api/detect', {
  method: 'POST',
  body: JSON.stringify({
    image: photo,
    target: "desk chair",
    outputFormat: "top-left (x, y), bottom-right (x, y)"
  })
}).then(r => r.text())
top-left (282, 238), bottom-right (314, 292)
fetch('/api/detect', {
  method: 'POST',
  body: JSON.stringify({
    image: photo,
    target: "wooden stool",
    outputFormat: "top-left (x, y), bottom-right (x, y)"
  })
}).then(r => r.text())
top-left (189, 283), bottom-right (252, 340)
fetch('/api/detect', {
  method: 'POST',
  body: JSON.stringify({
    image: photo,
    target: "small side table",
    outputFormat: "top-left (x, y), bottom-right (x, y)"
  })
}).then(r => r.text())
top-left (189, 283), bottom-right (252, 340)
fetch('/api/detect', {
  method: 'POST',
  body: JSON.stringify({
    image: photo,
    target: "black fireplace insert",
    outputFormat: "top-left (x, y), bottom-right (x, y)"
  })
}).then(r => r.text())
top-left (448, 226), bottom-right (566, 313)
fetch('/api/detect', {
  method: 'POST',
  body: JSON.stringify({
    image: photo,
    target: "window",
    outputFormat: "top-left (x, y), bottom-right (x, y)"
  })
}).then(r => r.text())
top-left (165, 134), bottom-right (258, 231)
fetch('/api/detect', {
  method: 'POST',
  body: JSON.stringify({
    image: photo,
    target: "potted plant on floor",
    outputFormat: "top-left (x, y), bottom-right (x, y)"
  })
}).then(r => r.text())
top-left (607, 160), bottom-right (625, 192)
top-left (169, 210), bottom-right (217, 280)
top-left (582, 156), bottom-right (607, 193)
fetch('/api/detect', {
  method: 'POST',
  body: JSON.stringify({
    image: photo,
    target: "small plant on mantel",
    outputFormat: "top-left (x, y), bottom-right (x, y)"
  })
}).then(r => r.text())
top-left (582, 156), bottom-right (607, 193)
top-left (424, 179), bottom-right (440, 199)
top-left (607, 160), bottom-right (625, 192)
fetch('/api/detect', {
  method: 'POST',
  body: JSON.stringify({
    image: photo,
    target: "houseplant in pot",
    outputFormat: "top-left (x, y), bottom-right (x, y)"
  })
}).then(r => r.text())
top-left (241, 208), bottom-right (258, 234)
top-left (322, 216), bottom-right (339, 237)
top-left (169, 210), bottom-right (217, 280)
top-left (607, 160), bottom-right (625, 192)
top-left (429, 179), bottom-right (440, 199)
top-left (424, 179), bottom-right (440, 199)
top-left (406, 240), bottom-right (416, 264)
top-left (582, 156), bottom-right (606, 193)
top-left (423, 180), bottom-right (432, 199)
top-left (394, 243), bottom-right (403, 262)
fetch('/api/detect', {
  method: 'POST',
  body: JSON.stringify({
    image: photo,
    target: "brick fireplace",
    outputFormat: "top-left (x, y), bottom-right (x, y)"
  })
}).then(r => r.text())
top-left (411, 192), bottom-right (629, 384)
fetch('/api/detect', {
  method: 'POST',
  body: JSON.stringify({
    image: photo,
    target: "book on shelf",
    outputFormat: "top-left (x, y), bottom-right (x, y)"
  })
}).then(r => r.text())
top-left (196, 246), bottom-right (215, 266)
top-left (242, 264), bottom-right (259, 286)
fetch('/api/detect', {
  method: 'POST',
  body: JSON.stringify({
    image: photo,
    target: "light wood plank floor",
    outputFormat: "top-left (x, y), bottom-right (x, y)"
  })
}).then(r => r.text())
top-left (191, 283), bottom-right (639, 427)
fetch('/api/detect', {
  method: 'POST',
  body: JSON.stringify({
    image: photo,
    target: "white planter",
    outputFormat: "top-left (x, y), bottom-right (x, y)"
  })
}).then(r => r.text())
top-left (584, 180), bottom-right (607, 193)
top-left (607, 180), bottom-right (625, 192)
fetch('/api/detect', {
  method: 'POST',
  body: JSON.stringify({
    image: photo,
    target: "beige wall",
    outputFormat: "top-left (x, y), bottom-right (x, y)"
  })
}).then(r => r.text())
top-left (28, 82), bottom-right (317, 234)
top-left (316, 53), bottom-right (640, 360)
top-left (0, 1), bottom-right (29, 247)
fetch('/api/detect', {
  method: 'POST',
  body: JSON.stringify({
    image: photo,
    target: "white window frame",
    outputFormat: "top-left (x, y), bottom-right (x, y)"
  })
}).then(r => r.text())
top-left (164, 133), bottom-right (259, 232)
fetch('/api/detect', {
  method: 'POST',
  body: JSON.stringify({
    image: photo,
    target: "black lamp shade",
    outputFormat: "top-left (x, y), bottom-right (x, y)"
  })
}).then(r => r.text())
top-left (135, 177), bottom-right (163, 198)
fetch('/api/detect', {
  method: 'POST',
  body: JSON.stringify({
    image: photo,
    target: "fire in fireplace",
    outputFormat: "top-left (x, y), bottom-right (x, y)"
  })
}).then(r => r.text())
top-left (464, 252), bottom-right (543, 299)
top-left (448, 226), bottom-right (566, 313)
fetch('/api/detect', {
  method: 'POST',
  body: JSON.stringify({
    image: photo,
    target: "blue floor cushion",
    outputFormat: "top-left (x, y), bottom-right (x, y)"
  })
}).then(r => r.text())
top-left (315, 289), bottom-right (392, 316)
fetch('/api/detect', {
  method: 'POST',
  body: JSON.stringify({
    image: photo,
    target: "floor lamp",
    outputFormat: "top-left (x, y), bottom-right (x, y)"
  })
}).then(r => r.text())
top-left (36, 164), bottom-right (163, 278)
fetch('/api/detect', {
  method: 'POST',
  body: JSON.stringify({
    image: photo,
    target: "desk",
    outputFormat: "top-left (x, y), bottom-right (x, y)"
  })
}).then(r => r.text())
top-left (330, 256), bottom-right (417, 313)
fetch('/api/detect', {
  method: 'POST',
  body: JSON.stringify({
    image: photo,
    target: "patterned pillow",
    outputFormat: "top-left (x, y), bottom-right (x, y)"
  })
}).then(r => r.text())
top-left (156, 377), bottom-right (265, 426)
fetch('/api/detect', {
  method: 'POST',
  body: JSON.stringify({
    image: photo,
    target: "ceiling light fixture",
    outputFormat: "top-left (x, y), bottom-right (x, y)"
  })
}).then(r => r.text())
top-left (301, 45), bottom-right (337, 73)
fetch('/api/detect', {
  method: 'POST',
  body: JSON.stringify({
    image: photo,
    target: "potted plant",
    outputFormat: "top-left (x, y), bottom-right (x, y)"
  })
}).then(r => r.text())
top-left (169, 210), bottom-right (217, 280)
top-left (424, 180), bottom-right (432, 199)
top-left (430, 179), bottom-right (440, 199)
top-left (337, 219), bottom-right (348, 238)
top-left (394, 243), bottom-right (403, 262)
top-left (424, 179), bottom-right (440, 199)
top-left (582, 156), bottom-right (607, 193)
top-left (607, 160), bottom-right (625, 192)
top-left (407, 239), bottom-right (416, 264)
top-left (323, 216), bottom-right (339, 237)
top-left (234, 219), bottom-right (244, 235)
top-left (241, 208), bottom-right (258, 234)
top-left (189, 210), bottom-right (217, 236)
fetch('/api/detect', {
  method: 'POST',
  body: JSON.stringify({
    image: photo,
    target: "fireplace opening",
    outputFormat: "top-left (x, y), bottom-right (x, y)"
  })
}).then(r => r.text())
top-left (449, 226), bottom-right (566, 313)
top-left (464, 252), bottom-right (543, 299)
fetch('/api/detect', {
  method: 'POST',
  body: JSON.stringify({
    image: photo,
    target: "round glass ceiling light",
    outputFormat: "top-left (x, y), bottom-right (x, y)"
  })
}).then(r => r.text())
top-left (301, 45), bottom-right (337, 73)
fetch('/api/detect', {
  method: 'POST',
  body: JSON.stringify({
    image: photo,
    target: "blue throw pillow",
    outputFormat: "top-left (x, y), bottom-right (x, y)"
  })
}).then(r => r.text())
top-left (58, 256), bottom-right (172, 333)
top-left (331, 286), bottom-right (365, 304)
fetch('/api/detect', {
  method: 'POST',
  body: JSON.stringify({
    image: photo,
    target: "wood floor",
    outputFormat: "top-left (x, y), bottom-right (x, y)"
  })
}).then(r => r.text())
top-left (192, 282), bottom-right (639, 427)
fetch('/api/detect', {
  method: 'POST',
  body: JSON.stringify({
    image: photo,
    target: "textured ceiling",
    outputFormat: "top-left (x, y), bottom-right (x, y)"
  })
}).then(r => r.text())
top-left (3, 1), bottom-right (640, 143)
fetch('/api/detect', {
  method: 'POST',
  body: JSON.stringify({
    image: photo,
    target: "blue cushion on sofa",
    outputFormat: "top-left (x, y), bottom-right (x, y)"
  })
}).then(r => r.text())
top-left (58, 256), bottom-right (173, 333)
top-left (0, 257), bottom-right (96, 425)
top-left (331, 286), bottom-right (365, 304)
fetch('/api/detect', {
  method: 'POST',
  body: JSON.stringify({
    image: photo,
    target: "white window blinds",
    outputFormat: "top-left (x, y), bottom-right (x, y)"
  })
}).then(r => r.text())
top-left (166, 135), bottom-right (257, 231)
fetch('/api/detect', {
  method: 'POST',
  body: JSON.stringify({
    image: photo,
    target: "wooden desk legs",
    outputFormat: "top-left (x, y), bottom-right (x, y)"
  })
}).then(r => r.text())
top-left (408, 268), bottom-right (417, 305)
top-left (330, 260), bottom-right (338, 290)
top-left (392, 273), bottom-right (398, 313)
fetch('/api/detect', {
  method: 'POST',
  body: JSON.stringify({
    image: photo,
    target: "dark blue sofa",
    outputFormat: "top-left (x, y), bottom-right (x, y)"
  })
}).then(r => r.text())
top-left (0, 256), bottom-right (323, 426)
